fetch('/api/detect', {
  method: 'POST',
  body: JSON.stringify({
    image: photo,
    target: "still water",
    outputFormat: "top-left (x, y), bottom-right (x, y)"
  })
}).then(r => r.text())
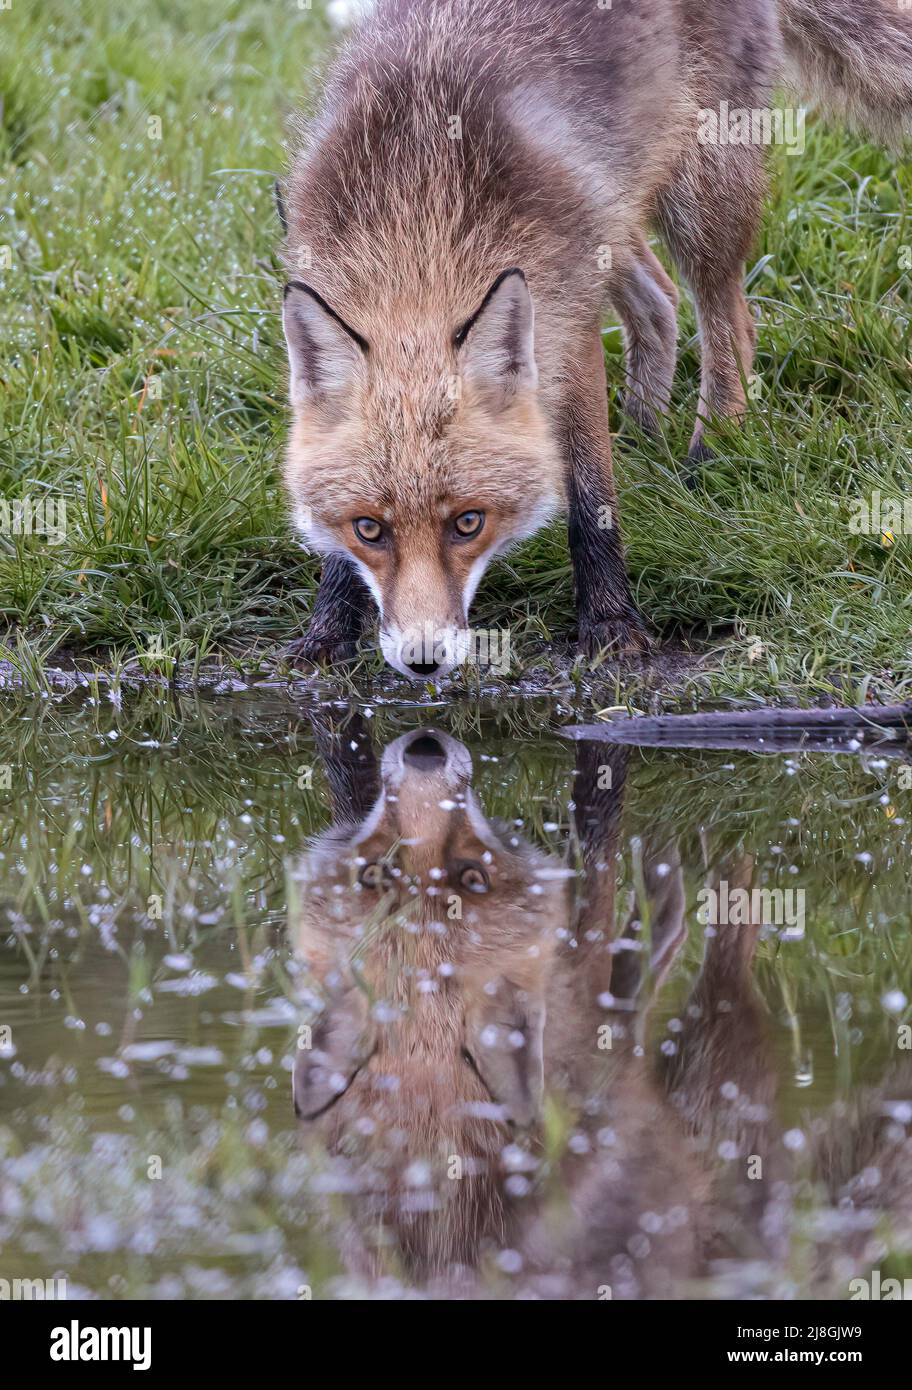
top-left (1, 688), bottom-right (910, 1299)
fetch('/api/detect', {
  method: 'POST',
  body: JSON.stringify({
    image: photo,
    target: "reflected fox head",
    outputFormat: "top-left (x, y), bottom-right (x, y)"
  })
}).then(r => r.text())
top-left (281, 271), bottom-right (564, 677)
top-left (288, 727), bottom-right (572, 1274)
top-left (290, 728), bottom-right (569, 1134)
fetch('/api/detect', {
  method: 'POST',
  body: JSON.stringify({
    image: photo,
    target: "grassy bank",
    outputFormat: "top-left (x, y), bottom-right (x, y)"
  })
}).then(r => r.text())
top-left (1, 0), bottom-right (911, 703)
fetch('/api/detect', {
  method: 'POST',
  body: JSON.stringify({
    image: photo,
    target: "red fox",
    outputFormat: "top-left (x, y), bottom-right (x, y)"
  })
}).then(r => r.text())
top-left (278, 0), bottom-right (912, 678)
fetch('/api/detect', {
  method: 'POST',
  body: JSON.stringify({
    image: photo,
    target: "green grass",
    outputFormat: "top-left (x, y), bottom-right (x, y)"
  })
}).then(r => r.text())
top-left (1, 0), bottom-right (911, 703)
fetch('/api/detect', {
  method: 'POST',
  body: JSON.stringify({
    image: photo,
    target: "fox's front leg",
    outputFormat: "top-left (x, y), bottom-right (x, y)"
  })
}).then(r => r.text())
top-left (286, 553), bottom-right (375, 665)
top-left (565, 331), bottom-right (650, 658)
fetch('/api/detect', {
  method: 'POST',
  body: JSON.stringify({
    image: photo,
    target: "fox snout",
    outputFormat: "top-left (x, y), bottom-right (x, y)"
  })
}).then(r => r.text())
top-left (380, 726), bottom-right (473, 796)
top-left (380, 619), bottom-right (471, 680)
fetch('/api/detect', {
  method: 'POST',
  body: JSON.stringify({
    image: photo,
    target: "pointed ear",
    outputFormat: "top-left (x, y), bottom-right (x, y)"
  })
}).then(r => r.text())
top-left (464, 976), bottom-right (545, 1128)
top-left (293, 986), bottom-right (375, 1120)
top-left (455, 268), bottom-right (537, 410)
top-left (283, 282), bottom-right (368, 409)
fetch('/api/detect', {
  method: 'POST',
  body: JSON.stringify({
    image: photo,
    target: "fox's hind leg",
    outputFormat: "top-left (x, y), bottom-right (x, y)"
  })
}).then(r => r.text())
top-left (609, 240), bottom-right (679, 436)
top-left (565, 329), bottom-right (651, 659)
top-left (656, 143), bottom-right (764, 461)
top-left (286, 554), bottom-right (374, 666)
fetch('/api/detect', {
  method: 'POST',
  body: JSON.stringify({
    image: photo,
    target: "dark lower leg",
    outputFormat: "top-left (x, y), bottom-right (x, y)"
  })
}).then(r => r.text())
top-left (286, 553), bottom-right (374, 664)
top-left (565, 333), bottom-right (650, 658)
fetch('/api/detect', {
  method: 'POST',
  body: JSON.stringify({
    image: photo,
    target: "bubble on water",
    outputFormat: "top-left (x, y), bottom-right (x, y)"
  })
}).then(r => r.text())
top-left (783, 1128), bottom-right (806, 1152)
top-left (496, 1249), bottom-right (523, 1274)
top-left (157, 973), bottom-right (218, 996)
top-left (97, 1057), bottom-right (130, 1079)
top-left (403, 1161), bottom-right (431, 1188)
top-left (122, 1041), bottom-right (174, 1062)
top-left (163, 953), bottom-right (193, 972)
top-left (881, 989), bottom-right (907, 1015)
top-left (176, 1047), bottom-right (223, 1067)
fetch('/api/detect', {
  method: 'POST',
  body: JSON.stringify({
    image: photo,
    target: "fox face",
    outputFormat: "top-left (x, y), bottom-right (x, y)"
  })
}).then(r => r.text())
top-left (282, 270), bottom-right (565, 677)
top-left (291, 727), bottom-right (565, 1131)
top-left (289, 726), bottom-right (569, 1275)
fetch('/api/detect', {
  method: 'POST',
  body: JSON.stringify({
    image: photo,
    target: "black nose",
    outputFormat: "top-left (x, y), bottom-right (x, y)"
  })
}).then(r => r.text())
top-left (404, 659), bottom-right (440, 678)
top-left (403, 733), bottom-right (447, 769)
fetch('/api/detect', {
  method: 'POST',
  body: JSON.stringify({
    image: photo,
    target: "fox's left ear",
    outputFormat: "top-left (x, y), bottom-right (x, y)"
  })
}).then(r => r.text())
top-left (455, 268), bottom-right (538, 409)
top-left (283, 282), bottom-right (368, 409)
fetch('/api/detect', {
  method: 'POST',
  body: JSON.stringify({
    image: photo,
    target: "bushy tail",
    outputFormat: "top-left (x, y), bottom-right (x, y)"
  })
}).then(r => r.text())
top-left (777, 0), bottom-right (912, 147)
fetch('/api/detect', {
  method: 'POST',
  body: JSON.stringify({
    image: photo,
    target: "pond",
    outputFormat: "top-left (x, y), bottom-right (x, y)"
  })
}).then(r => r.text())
top-left (1, 687), bottom-right (910, 1299)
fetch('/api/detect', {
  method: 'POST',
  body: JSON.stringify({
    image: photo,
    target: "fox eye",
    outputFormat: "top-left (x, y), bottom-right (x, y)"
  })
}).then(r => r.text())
top-left (458, 864), bottom-right (489, 893)
top-left (358, 862), bottom-right (392, 889)
top-left (354, 517), bottom-right (383, 544)
top-left (452, 510), bottom-right (484, 540)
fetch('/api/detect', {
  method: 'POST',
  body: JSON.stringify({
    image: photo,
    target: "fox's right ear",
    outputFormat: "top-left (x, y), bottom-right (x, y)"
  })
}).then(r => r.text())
top-left (283, 282), bottom-right (368, 408)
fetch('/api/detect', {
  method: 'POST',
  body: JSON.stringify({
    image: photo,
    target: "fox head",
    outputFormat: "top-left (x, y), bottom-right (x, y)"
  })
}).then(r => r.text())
top-left (291, 727), bottom-right (566, 1131)
top-left (289, 726), bottom-right (569, 1274)
top-left (282, 269), bottom-right (565, 678)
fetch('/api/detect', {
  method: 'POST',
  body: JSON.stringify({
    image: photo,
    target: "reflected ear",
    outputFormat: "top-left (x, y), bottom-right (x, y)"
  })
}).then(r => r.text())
top-left (293, 986), bottom-right (375, 1120)
top-left (455, 268), bottom-right (537, 411)
top-left (464, 976), bottom-right (544, 1128)
top-left (283, 282), bottom-right (368, 408)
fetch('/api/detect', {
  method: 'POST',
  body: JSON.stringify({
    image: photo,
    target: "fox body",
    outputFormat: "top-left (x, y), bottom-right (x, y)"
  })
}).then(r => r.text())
top-left (280, 0), bottom-right (912, 677)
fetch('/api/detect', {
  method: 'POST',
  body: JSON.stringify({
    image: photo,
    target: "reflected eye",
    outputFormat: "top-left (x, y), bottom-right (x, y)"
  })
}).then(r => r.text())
top-left (453, 511), bottom-right (484, 540)
top-left (459, 864), bottom-right (489, 893)
top-left (354, 517), bottom-right (383, 544)
top-left (358, 862), bottom-right (392, 889)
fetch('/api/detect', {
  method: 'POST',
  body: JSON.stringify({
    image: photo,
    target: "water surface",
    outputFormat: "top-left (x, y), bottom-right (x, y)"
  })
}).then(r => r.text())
top-left (1, 689), bottom-right (910, 1299)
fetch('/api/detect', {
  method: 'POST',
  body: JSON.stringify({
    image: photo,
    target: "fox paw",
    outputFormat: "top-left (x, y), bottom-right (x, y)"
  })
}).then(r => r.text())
top-left (578, 611), bottom-right (653, 663)
top-left (283, 628), bottom-right (360, 668)
top-left (683, 441), bottom-right (715, 490)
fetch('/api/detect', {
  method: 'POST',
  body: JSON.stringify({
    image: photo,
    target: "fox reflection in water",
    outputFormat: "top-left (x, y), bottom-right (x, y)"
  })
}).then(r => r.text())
top-left (288, 720), bottom-right (912, 1297)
